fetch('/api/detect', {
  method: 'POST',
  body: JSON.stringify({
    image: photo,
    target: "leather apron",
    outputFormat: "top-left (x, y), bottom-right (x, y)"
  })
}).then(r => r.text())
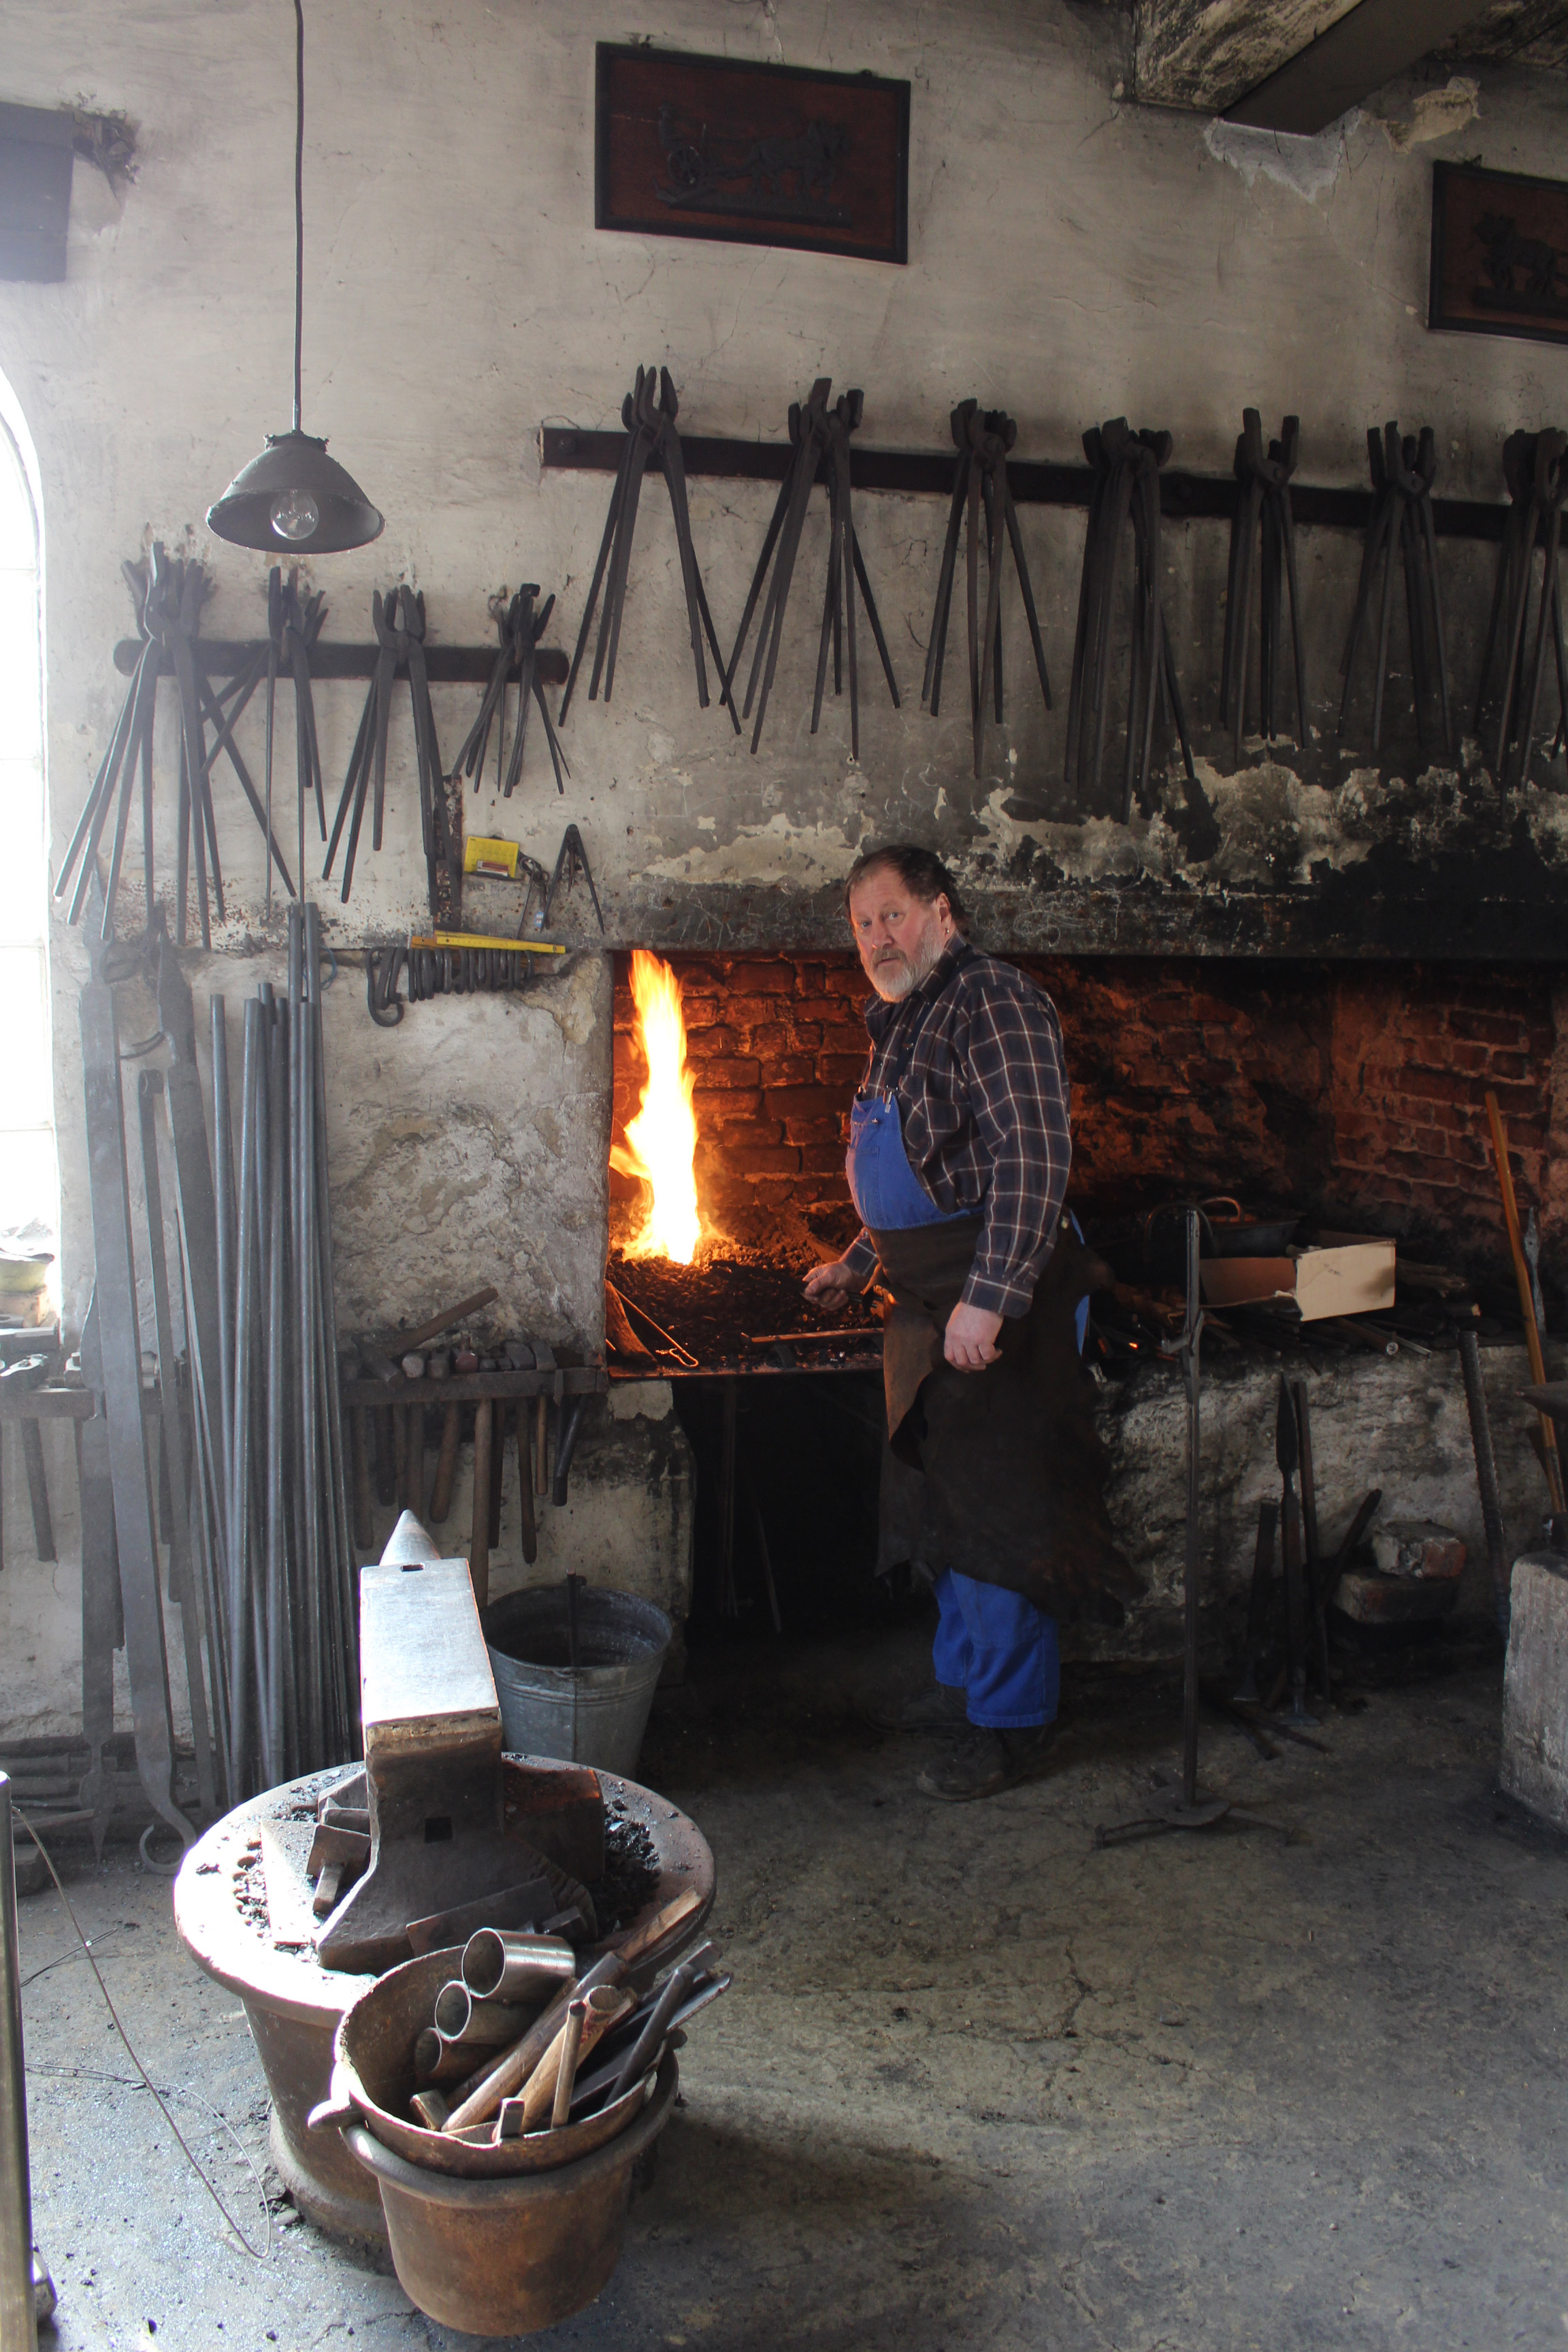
top-left (847, 1062), bottom-right (1140, 1627)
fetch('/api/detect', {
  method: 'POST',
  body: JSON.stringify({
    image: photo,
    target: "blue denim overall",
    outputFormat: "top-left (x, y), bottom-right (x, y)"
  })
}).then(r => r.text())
top-left (847, 1092), bottom-right (1060, 1731)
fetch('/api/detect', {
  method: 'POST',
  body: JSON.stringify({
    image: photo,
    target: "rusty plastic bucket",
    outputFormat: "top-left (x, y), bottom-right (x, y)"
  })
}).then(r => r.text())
top-left (344, 2053), bottom-right (677, 2334)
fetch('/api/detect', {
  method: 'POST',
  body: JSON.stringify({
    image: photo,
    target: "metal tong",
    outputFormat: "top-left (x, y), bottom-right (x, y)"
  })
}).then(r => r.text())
top-left (559, 365), bottom-right (734, 728)
top-left (267, 566), bottom-right (328, 921)
top-left (542, 823), bottom-right (604, 933)
top-left (1220, 410), bottom-right (1309, 765)
top-left (723, 377), bottom-right (900, 759)
top-left (1064, 420), bottom-right (1200, 827)
top-left (456, 585), bottom-right (570, 799)
top-left (923, 399), bottom-right (1051, 779)
top-left (324, 586), bottom-right (453, 921)
top-left (1338, 421), bottom-right (1452, 757)
top-left (1473, 426), bottom-right (1568, 793)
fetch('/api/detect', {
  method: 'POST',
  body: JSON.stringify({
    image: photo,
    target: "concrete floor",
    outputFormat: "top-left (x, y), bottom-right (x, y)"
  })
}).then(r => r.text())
top-left (15, 1623), bottom-right (1568, 2352)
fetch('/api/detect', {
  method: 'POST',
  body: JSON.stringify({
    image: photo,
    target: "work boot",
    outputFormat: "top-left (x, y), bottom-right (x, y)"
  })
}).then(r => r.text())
top-left (916, 1721), bottom-right (1058, 1801)
top-left (866, 1682), bottom-right (968, 1734)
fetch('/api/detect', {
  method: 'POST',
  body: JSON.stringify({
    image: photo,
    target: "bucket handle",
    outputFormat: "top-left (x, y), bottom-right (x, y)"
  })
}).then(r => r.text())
top-left (308, 2061), bottom-right (358, 2134)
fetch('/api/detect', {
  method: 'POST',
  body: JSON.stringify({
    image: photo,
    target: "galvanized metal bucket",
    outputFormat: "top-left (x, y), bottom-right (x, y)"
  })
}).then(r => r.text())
top-left (483, 1586), bottom-right (672, 1774)
top-left (344, 2053), bottom-right (676, 2335)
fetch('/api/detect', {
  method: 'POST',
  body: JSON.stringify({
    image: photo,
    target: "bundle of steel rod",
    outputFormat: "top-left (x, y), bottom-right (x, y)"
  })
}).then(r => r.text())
top-left (558, 366), bottom-right (734, 729)
top-left (55, 544), bottom-right (298, 947)
top-left (323, 586), bottom-right (453, 920)
top-left (186, 901), bottom-right (359, 1801)
top-left (922, 399), bottom-right (1051, 779)
top-left (723, 376), bottom-right (900, 759)
top-left (1064, 419), bottom-right (1198, 820)
top-left (1473, 425), bottom-right (1568, 792)
top-left (455, 585), bottom-right (570, 798)
top-left (1337, 421), bottom-right (1452, 757)
top-left (1220, 410), bottom-right (1309, 764)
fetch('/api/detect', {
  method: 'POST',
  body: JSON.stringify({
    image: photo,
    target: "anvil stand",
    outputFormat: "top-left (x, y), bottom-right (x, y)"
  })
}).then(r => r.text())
top-left (1095, 1211), bottom-right (1289, 1848)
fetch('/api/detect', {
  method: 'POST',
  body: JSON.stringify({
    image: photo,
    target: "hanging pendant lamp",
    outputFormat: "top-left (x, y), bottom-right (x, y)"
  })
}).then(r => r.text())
top-left (208, 0), bottom-right (382, 553)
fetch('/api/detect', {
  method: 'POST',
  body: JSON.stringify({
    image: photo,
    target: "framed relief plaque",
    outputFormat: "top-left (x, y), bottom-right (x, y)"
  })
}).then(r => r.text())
top-left (595, 44), bottom-right (909, 265)
top-left (1431, 160), bottom-right (1568, 348)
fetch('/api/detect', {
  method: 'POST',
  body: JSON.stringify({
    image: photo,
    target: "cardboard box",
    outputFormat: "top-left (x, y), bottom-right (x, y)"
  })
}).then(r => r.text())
top-left (1198, 1241), bottom-right (1396, 1322)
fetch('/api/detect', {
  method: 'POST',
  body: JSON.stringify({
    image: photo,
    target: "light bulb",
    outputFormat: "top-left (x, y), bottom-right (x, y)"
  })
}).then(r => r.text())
top-left (270, 486), bottom-right (319, 542)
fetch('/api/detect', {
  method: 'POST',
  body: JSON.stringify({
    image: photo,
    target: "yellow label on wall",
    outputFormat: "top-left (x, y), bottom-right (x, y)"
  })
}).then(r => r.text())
top-left (463, 835), bottom-right (520, 879)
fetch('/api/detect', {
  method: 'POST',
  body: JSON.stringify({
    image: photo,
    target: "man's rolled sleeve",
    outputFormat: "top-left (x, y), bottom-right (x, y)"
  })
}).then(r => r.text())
top-left (959, 988), bottom-right (1072, 1316)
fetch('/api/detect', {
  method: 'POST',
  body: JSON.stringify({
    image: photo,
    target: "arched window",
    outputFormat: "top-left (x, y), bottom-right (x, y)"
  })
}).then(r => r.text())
top-left (0, 380), bottom-right (57, 1275)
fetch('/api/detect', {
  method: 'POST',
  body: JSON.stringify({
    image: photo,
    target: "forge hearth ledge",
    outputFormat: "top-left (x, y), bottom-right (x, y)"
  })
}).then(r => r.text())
top-left (1085, 1339), bottom-right (1551, 1663)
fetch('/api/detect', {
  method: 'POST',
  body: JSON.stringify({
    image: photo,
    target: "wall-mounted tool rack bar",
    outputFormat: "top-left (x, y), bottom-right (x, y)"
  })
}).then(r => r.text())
top-left (112, 640), bottom-right (572, 683)
top-left (542, 427), bottom-right (1516, 544)
top-left (341, 1364), bottom-right (608, 1607)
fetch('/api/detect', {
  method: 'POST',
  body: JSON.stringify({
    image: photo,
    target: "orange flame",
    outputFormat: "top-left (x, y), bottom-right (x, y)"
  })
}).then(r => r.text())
top-left (610, 949), bottom-right (700, 1262)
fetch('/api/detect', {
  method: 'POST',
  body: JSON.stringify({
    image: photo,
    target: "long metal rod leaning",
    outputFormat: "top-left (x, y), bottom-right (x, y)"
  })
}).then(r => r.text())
top-left (0, 1774), bottom-right (39, 2352)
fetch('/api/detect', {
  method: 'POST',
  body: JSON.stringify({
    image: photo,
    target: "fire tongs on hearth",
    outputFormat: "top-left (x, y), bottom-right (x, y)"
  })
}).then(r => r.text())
top-left (56, 544), bottom-right (299, 945)
top-left (457, 585), bottom-right (570, 800)
top-left (323, 586), bottom-right (453, 921)
top-left (922, 399), bottom-right (1051, 779)
top-left (723, 377), bottom-right (901, 759)
top-left (1220, 410), bottom-right (1309, 766)
top-left (1337, 422), bottom-right (1453, 758)
top-left (559, 365), bottom-right (735, 730)
top-left (1473, 426), bottom-right (1568, 794)
top-left (1064, 421), bottom-right (1208, 836)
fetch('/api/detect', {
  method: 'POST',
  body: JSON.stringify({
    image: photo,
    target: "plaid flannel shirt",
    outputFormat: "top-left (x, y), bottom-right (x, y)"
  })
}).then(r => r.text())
top-left (841, 939), bottom-right (1072, 1318)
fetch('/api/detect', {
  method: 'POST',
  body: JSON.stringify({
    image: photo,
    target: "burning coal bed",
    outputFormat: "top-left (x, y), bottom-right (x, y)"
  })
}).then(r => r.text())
top-left (607, 1244), bottom-right (881, 1374)
top-left (609, 950), bottom-right (880, 1372)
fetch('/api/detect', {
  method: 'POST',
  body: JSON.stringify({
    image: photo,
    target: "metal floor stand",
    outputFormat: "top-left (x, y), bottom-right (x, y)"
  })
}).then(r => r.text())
top-left (1096, 1211), bottom-right (1290, 1848)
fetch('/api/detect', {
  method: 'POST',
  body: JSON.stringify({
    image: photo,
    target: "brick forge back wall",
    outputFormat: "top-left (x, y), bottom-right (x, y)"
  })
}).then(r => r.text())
top-left (611, 953), bottom-right (1568, 1284)
top-left (1324, 966), bottom-right (1566, 1275)
top-left (610, 956), bottom-right (869, 1258)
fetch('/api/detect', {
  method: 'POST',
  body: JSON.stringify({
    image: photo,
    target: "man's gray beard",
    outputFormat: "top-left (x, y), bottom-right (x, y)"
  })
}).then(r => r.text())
top-left (869, 927), bottom-right (947, 1001)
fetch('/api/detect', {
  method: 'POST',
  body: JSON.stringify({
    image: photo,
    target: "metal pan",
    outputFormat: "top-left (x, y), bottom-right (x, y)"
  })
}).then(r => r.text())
top-left (313, 1946), bottom-right (659, 2178)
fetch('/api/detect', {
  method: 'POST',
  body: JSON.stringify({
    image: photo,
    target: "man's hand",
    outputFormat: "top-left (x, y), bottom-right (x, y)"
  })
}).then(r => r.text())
top-left (804, 1259), bottom-right (858, 1312)
top-left (945, 1301), bottom-right (1003, 1372)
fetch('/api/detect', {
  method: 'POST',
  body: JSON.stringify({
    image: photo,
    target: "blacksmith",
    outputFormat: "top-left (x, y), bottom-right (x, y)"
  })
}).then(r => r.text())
top-left (806, 845), bottom-right (1137, 1801)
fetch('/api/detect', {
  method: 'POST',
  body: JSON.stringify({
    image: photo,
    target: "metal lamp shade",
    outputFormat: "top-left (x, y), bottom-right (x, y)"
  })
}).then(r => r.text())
top-left (206, 428), bottom-right (383, 554)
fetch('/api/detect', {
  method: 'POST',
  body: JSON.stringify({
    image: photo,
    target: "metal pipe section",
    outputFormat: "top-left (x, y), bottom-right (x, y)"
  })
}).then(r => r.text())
top-left (0, 1775), bottom-right (39, 2352)
top-left (461, 1929), bottom-right (576, 2002)
top-left (431, 1983), bottom-right (530, 2049)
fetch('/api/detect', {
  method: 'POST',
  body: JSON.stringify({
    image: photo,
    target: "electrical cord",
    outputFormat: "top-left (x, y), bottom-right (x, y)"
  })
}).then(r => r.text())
top-left (15, 1808), bottom-right (273, 2259)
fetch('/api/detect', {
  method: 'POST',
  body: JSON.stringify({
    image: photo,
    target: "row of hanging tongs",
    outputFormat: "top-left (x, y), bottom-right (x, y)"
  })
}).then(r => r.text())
top-left (563, 367), bottom-right (901, 762)
top-left (1475, 427), bottom-right (1568, 794)
top-left (56, 546), bottom-right (308, 945)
